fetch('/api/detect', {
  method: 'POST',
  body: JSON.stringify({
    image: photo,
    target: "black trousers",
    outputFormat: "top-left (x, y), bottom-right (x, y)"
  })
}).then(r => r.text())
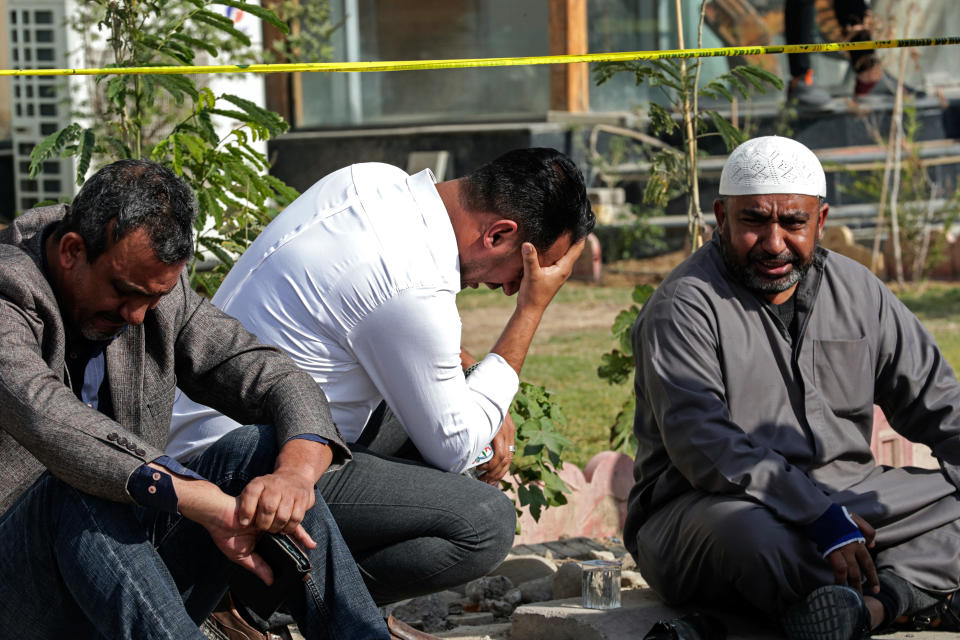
top-left (785, 0), bottom-right (872, 78)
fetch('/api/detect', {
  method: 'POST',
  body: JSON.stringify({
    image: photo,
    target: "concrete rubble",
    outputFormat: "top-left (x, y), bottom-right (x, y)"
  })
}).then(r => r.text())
top-left (385, 537), bottom-right (949, 640)
top-left (223, 535), bottom-right (948, 640)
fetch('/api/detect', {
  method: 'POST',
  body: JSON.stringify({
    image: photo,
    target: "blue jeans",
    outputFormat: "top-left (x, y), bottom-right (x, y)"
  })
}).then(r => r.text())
top-left (0, 425), bottom-right (388, 639)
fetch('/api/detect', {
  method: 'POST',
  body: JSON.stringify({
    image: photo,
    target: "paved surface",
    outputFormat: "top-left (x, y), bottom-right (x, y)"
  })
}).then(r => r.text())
top-left (511, 590), bottom-right (781, 640)
top-left (440, 588), bottom-right (960, 640)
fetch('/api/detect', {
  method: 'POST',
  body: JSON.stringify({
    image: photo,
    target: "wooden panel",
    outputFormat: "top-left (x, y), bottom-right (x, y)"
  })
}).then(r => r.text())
top-left (548, 0), bottom-right (589, 112)
top-left (262, 0), bottom-right (294, 126)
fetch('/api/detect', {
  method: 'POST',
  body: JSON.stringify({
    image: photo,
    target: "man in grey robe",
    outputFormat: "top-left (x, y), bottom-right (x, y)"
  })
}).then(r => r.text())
top-left (624, 136), bottom-right (960, 639)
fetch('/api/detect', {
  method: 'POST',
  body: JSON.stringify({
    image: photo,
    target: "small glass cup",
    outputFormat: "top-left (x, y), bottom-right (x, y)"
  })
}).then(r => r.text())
top-left (580, 559), bottom-right (621, 610)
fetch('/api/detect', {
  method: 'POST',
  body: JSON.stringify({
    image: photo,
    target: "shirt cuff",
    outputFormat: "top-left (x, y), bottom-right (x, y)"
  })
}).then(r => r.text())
top-left (285, 434), bottom-right (330, 446)
top-left (126, 456), bottom-right (206, 514)
top-left (465, 353), bottom-right (520, 408)
top-left (805, 503), bottom-right (866, 557)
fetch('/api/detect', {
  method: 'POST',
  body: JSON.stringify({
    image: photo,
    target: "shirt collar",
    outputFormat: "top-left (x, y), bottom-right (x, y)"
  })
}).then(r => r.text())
top-left (406, 168), bottom-right (461, 287)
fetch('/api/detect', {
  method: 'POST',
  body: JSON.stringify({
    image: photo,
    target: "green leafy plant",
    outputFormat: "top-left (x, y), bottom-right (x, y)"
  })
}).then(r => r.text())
top-left (28, 0), bottom-right (318, 295)
top-left (593, 1), bottom-right (782, 251)
top-left (504, 382), bottom-right (574, 524)
top-left (597, 284), bottom-right (654, 455)
top-left (845, 104), bottom-right (960, 283)
top-left (263, 0), bottom-right (337, 64)
top-left (593, 2), bottom-right (780, 455)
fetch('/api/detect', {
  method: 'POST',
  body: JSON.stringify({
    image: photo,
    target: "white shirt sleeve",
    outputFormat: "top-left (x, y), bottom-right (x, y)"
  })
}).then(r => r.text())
top-left (346, 288), bottom-right (519, 473)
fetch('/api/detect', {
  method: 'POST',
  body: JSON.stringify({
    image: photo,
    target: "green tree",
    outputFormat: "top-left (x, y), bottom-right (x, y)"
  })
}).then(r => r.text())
top-left (593, 2), bottom-right (781, 251)
top-left (30, 0), bottom-right (306, 295)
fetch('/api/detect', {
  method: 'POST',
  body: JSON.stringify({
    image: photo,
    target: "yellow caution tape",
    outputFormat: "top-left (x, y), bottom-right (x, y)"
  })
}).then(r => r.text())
top-left (1, 37), bottom-right (958, 77)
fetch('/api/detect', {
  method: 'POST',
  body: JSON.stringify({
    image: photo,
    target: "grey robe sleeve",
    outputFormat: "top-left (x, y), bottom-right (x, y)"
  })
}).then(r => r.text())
top-left (637, 292), bottom-right (833, 525)
top-left (170, 273), bottom-right (350, 470)
top-left (873, 283), bottom-right (960, 490)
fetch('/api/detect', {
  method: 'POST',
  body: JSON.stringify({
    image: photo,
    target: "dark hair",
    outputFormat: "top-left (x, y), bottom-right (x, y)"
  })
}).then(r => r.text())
top-left (460, 148), bottom-right (595, 251)
top-left (55, 159), bottom-right (196, 264)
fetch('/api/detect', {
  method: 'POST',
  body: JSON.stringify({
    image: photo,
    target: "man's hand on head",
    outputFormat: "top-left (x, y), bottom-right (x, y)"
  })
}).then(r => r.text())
top-left (491, 238), bottom-right (585, 376)
top-left (475, 413), bottom-right (516, 486)
top-left (516, 239), bottom-right (585, 313)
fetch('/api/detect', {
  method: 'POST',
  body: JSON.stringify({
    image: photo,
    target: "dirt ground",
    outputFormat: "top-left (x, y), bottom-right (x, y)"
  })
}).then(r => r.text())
top-left (459, 288), bottom-right (630, 356)
top-left (598, 250), bottom-right (688, 287)
top-left (458, 252), bottom-right (687, 355)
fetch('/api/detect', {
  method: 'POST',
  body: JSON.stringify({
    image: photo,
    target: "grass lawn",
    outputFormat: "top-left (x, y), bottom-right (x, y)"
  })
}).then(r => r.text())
top-left (459, 279), bottom-right (960, 470)
top-left (458, 282), bottom-right (635, 468)
top-left (897, 283), bottom-right (960, 370)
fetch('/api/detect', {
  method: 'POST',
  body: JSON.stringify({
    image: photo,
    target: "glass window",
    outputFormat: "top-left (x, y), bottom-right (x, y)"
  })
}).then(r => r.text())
top-left (40, 122), bottom-right (57, 135)
top-left (36, 30), bottom-right (53, 43)
top-left (299, 0), bottom-right (549, 128)
top-left (39, 85), bottom-right (55, 98)
top-left (43, 162), bottom-right (60, 174)
top-left (43, 179), bottom-right (61, 192)
top-left (39, 104), bottom-right (56, 116)
top-left (36, 48), bottom-right (55, 62)
top-left (35, 10), bottom-right (53, 24)
top-left (20, 180), bottom-right (38, 192)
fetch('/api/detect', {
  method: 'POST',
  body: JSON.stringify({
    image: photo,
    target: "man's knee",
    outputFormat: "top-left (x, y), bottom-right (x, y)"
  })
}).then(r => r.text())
top-left (457, 482), bottom-right (516, 572)
top-left (480, 486), bottom-right (517, 553)
top-left (635, 495), bottom-right (825, 613)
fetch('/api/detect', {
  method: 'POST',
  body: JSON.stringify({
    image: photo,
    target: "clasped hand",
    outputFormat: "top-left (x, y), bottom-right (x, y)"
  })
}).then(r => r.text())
top-left (194, 470), bottom-right (319, 586)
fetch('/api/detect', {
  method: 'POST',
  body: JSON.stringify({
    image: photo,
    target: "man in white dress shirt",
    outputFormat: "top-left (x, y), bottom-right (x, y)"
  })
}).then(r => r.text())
top-left (168, 148), bottom-right (594, 606)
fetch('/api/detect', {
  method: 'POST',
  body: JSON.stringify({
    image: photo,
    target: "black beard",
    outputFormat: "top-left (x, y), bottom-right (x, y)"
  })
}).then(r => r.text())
top-left (719, 229), bottom-right (816, 295)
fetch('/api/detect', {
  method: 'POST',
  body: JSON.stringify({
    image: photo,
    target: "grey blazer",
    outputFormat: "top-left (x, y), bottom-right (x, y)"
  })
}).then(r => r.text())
top-left (0, 206), bottom-right (348, 514)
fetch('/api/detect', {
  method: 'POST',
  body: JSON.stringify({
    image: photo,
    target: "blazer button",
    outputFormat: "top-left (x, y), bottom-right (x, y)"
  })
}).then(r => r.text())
top-left (107, 433), bottom-right (118, 441)
top-left (127, 443), bottom-right (137, 451)
top-left (118, 437), bottom-right (128, 446)
top-left (137, 448), bottom-right (146, 456)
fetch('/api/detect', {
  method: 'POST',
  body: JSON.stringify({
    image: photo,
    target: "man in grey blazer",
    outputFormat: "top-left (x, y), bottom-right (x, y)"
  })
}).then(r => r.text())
top-left (0, 160), bottom-right (388, 639)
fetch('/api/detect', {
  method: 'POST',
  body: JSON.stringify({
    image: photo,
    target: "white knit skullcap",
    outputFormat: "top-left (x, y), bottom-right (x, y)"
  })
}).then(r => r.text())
top-left (719, 136), bottom-right (826, 198)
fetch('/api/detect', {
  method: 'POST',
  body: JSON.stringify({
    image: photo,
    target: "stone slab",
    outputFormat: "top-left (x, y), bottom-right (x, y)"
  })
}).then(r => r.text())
top-left (510, 589), bottom-right (950, 640)
top-left (511, 590), bottom-right (780, 640)
top-left (447, 611), bottom-right (497, 626)
top-left (489, 554), bottom-right (557, 586)
top-left (435, 621), bottom-right (512, 639)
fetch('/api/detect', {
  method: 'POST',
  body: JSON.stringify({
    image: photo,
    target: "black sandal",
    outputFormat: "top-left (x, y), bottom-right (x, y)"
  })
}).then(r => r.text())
top-left (902, 591), bottom-right (960, 631)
